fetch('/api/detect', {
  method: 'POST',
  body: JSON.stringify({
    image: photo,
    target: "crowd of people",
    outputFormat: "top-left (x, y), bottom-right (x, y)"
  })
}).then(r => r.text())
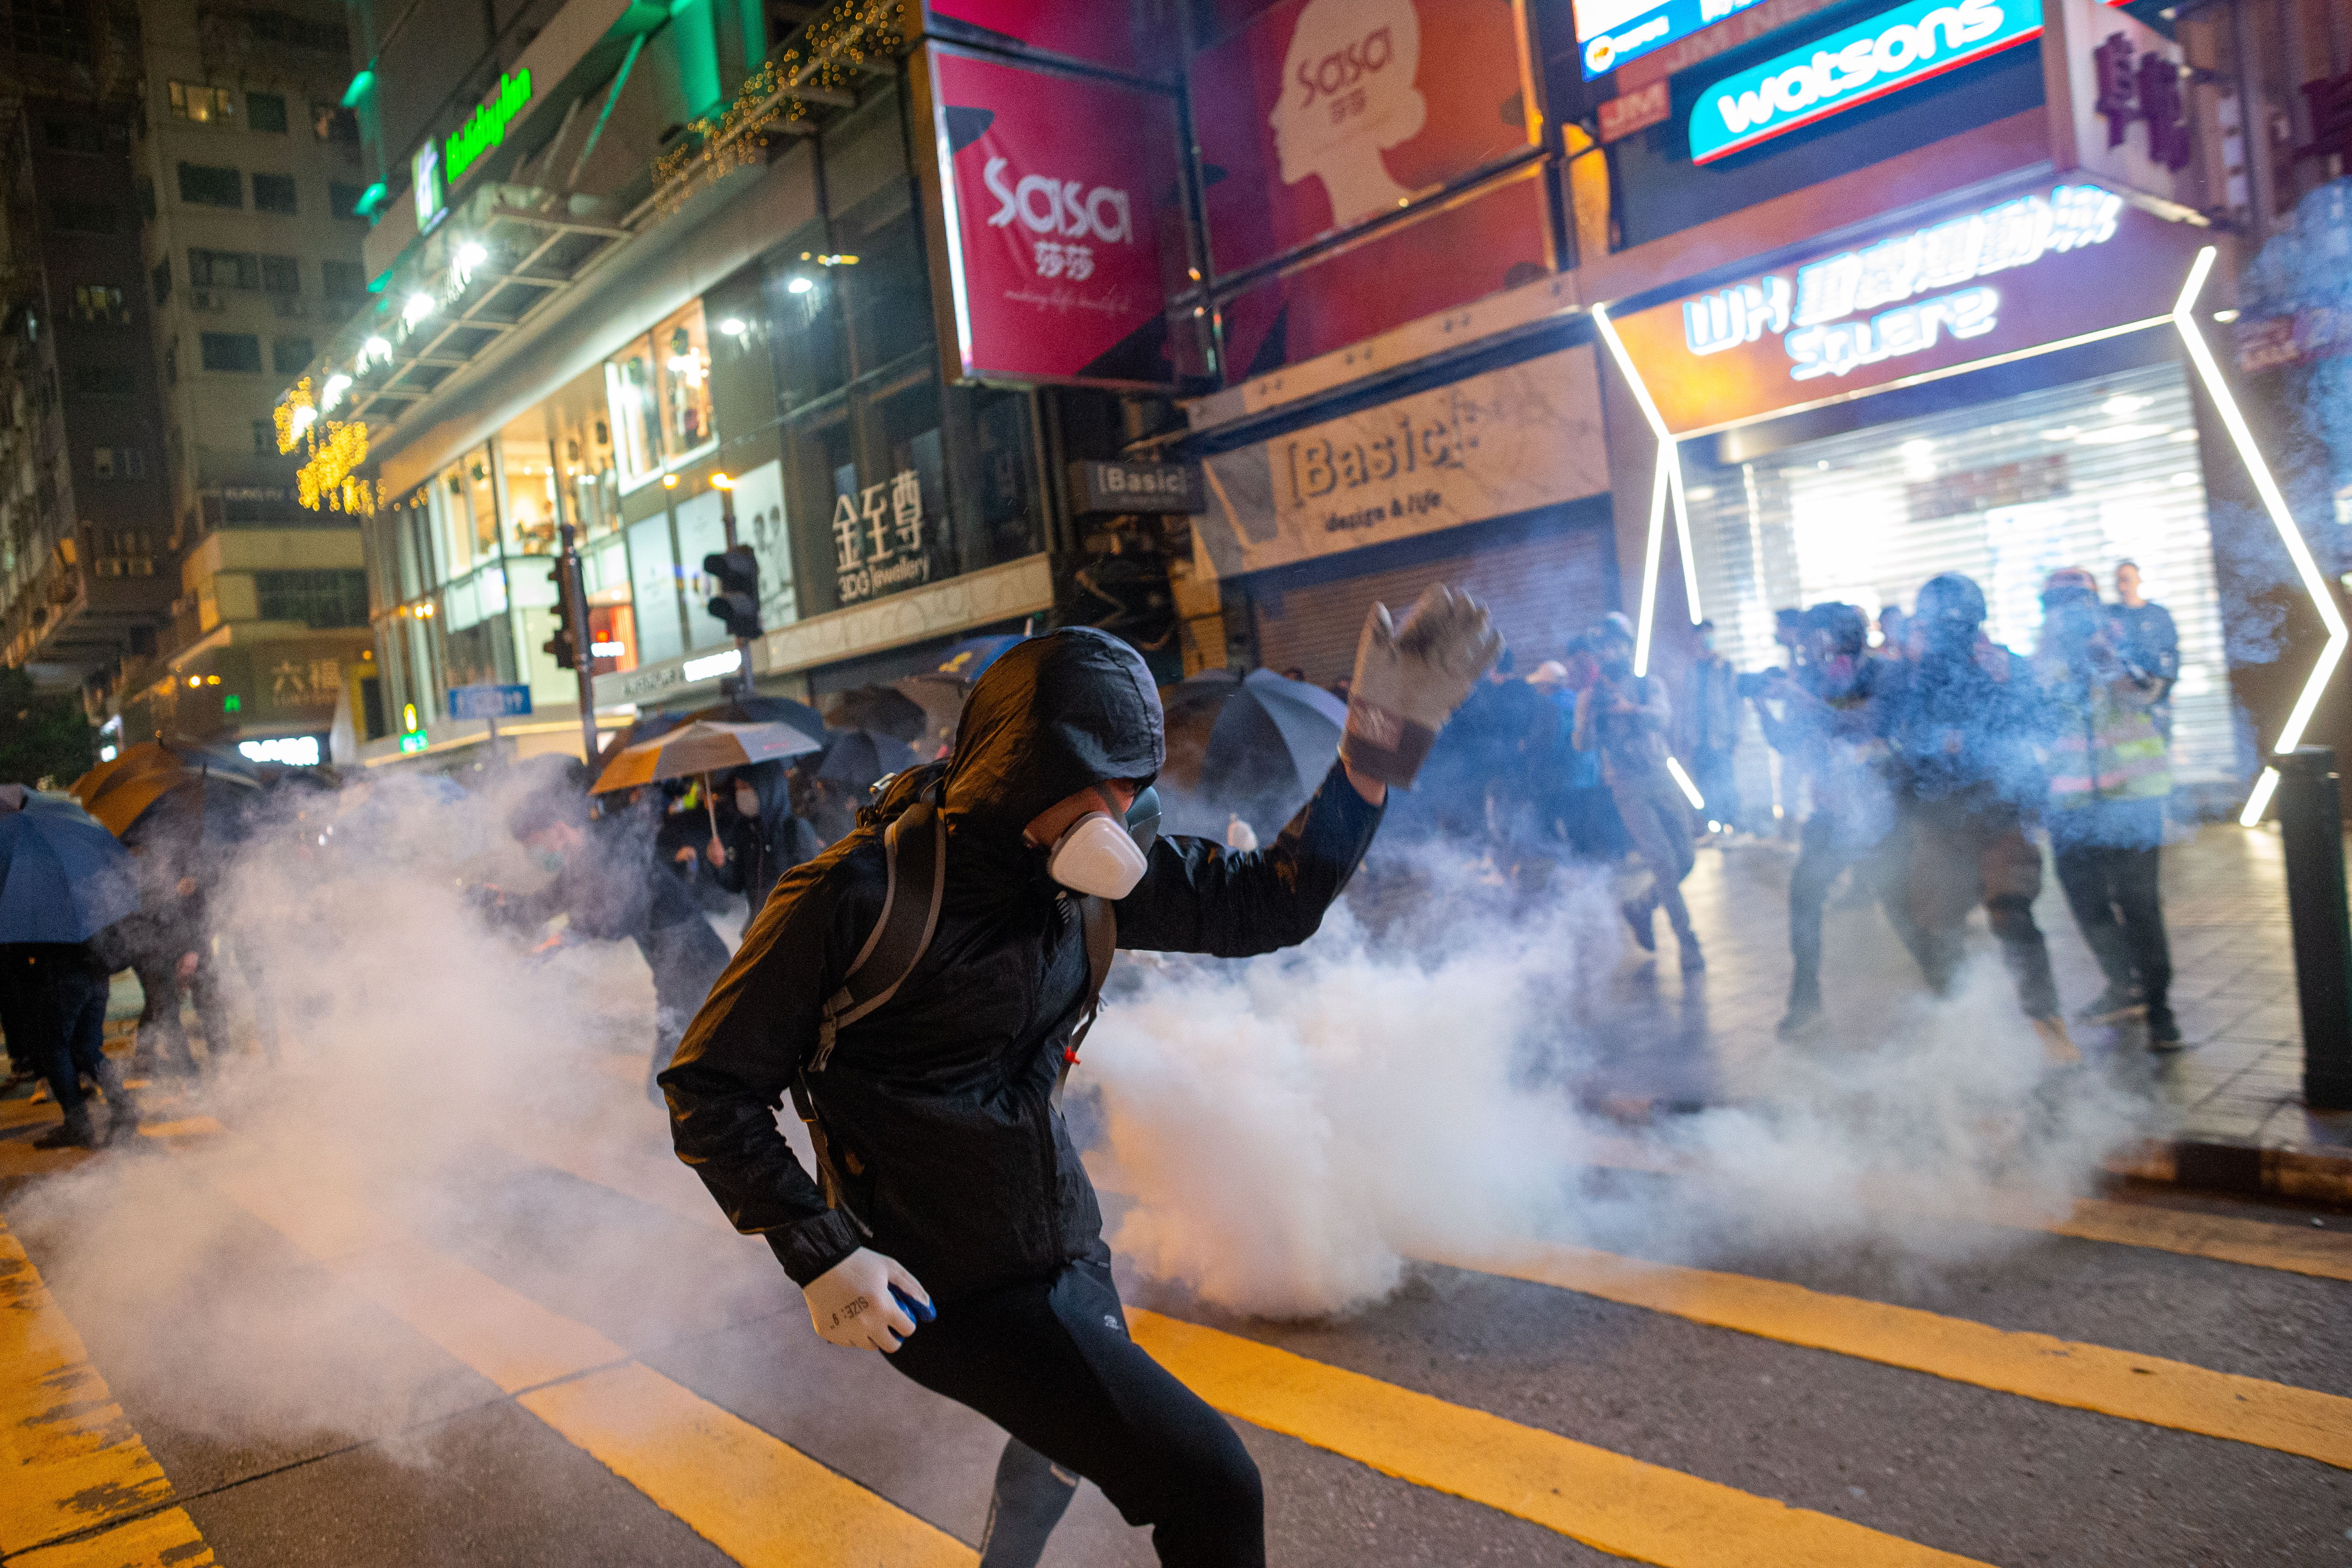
top-left (1409, 561), bottom-right (2183, 1056)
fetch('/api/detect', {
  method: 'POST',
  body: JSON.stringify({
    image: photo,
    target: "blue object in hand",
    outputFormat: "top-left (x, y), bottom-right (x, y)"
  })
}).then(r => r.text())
top-left (892, 1284), bottom-right (936, 1324)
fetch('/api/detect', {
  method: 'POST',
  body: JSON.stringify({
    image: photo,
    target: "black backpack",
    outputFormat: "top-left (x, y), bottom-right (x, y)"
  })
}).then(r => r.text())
top-left (790, 764), bottom-right (1117, 1228)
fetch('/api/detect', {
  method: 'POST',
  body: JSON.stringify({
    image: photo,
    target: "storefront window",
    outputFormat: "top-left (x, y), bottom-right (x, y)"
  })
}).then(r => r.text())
top-left (496, 440), bottom-right (560, 556)
top-left (1684, 360), bottom-right (2233, 784)
top-left (627, 512), bottom-right (684, 666)
top-left (603, 302), bottom-right (717, 490)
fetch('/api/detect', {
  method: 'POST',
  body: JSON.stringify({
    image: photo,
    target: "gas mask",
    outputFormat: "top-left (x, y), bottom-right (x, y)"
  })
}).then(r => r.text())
top-left (1045, 784), bottom-right (1160, 900)
top-left (734, 784), bottom-right (760, 818)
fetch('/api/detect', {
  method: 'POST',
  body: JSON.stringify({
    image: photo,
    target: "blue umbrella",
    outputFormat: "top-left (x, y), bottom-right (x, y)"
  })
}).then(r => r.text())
top-left (0, 792), bottom-right (139, 942)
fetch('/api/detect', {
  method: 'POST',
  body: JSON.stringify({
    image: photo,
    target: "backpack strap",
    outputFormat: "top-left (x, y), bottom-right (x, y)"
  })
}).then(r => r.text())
top-left (810, 799), bottom-right (946, 1073)
top-left (1052, 894), bottom-right (1118, 1109)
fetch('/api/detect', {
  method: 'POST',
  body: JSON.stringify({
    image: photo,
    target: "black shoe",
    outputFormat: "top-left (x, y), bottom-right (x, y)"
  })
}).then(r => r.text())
top-left (1621, 900), bottom-right (1656, 953)
top-left (33, 1111), bottom-right (96, 1150)
top-left (1677, 933), bottom-right (1705, 971)
top-left (2146, 1007), bottom-right (2184, 1051)
top-left (2075, 986), bottom-right (2145, 1025)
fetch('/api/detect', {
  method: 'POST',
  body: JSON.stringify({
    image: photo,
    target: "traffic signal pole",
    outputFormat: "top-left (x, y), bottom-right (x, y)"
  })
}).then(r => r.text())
top-left (549, 439), bottom-right (603, 766)
top-left (714, 474), bottom-right (754, 698)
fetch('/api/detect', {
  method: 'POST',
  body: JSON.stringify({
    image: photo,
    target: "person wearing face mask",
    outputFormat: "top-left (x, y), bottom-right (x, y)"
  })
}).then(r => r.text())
top-left (1574, 613), bottom-right (1703, 969)
top-left (1678, 619), bottom-right (1743, 835)
top-left (661, 594), bottom-right (1498, 1568)
top-left (709, 761), bottom-right (824, 920)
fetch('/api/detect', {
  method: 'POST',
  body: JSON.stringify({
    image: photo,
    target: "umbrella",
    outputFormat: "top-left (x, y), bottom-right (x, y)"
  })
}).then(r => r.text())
top-left (824, 685), bottom-right (928, 745)
top-left (893, 634), bottom-right (1028, 761)
top-left (931, 634), bottom-right (1025, 683)
top-left (1211, 669), bottom-right (1345, 796)
top-left (591, 719), bottom-right (826, 795)
top-left (68, 741), bottom-right (262, 841)
top-left (596, 709), bottom-right (687, 762)
top-left (814, 730), bottom-right (918, 790)
top-left (0, 787), bottom-right (139, 942)
top-left (681, 693), bottom-right (828, 740)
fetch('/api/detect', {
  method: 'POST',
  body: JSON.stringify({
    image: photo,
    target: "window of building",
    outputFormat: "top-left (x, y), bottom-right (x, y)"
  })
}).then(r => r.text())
top-left (244, 10), bottom-right (349, 54)
top-left (12, 0), bottom-right (85, 62)
top-left (327, 182), bottom-right (366, 221)
top-left (67, 363), bottom-right (135, 396)
top-left (200, 332), bottom-right (262, 373)
top-left (150, 259), bottom-right (170, 307)
top-left (71, 284), bottom-right (127, 324)
top-left (253, 419), bottom-right (274, 455)
top-left (271, 336), bottom-right (311, 374)
top-left (253, 173), bottom-right (296, 213)
top-left (311, 103), bottom-right (357, 143)
top-left (135, 176), bottom-right (154, 219)
top-left (259, 254), bottom-right (299, 293)
top-left (48, 199), bottom-right (117, 233)
top-left (189, 249), bottom-right (259, 289)
top-left (246, 91), bottom-right (288, 133)
top-left (321, 260), bottom-right (363, 299)
top-left (177, 163), bottom-right (241, 207)
top-left (168, 82), bottom-right (235, 124)
top-left (91, 446), bottom-right (144, 478)
top-left (603, 300), bottom-right (715, 488)
top-left (256, 569), bottom-right (368, 628)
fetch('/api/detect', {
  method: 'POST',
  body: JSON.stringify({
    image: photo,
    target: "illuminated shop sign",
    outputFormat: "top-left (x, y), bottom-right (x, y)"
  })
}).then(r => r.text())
top-left (445, 70), bottom-right (531, 182)
top-left (240, 736), bottom-right (323, 766)
top-left (1576, 0), bottom-right (1777, 80)
top-left (1681, 184), bottom-right (2123, 380)
top-left (1604, 181), bottom-right (2204, 435)
top-left (1689, 0), bottom-right (2041, 163)
top-left (413, 140), bottom-right (444, 232)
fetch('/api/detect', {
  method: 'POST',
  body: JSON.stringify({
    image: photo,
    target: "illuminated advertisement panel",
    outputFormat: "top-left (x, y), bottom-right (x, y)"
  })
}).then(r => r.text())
top-left (1190, 0), bottom-right (1538, 281)
top-left (1218, 163), bottom-right (1553, 383)
top-left (1687, 0), bottom-right (2042, 163)
top-left (923, 0), bottom-right (1154, 78)
top-left (914, 45), bottom-right (1186, 387)
top-left (1574, 0), bottom-right (1778, 79)
top-left (1605, 183), bottom-right (2207, 435)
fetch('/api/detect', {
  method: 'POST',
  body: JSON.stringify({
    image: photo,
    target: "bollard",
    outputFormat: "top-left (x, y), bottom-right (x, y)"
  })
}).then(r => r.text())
top-left (2274, 748), bottom-right (2352, 1110)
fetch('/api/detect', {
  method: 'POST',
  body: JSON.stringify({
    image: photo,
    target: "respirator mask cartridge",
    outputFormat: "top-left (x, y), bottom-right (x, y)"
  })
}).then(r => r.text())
top-left (1045, 784), bottom-right (1160, 900)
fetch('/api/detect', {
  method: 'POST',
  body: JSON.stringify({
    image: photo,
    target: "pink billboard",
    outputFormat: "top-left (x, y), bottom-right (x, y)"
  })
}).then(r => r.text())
top-left (922, 0), bottom-right (1161, 79)
top-left (916, 45), bottom-right (1187, 387)
top-left (1190, 0), bottom-right (1540, 281)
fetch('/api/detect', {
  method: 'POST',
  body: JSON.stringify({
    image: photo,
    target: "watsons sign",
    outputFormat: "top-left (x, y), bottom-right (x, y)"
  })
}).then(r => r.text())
top-left (1680, 183), bottom-right (2123, 379)
top-left (1688, 0), bottom-right (2040, 163)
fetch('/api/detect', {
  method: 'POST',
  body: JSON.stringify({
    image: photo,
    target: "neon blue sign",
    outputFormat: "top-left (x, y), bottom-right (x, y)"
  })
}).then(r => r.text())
top-left (1574, 0), bottom-right (1778, 79)
top-left (1688, 0), bottom-right (2041, 164)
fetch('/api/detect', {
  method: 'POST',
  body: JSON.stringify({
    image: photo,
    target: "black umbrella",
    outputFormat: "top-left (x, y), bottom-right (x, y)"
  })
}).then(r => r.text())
top-left (684, 694), bottom-right (827, 739)
top-left (814, 730), bottom-right (918, 790)
top-left (0, 788), bottom-right (139, 942)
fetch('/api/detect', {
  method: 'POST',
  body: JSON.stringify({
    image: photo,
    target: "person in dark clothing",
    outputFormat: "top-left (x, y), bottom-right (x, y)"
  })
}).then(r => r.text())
top-left (117, 839), bottom-right (232, 1078)
top-left (1753, 603), bottom-right (1892, 1036)
top-left (2110, 560), bottom-right (2180, 743)
top-left (1574, 614), bottom-right (1701, 969)
top-left (712, 762), bottom-right (825, 921)
top-left (505, 794), bottom-right (735, 1101)
top-left (25, 936), bottom-right (138, 1149)
top-left (1871, 573), bottom-right (2073, 1060)
top-left (663, 597), bottom-right (1496, 1568)
top-left (1679, 619), bottom-right (1743, 833)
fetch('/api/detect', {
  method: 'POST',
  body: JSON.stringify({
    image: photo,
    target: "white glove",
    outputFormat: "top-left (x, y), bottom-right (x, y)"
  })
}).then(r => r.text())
top-left (1339, 585), bottom-right (1503, 788)
top-left (802, 1247), bottom-right (931, 1352)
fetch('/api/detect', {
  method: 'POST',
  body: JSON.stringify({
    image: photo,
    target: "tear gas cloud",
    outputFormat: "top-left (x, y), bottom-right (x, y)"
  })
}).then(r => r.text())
top-left (15, 758), bottom-right (2149, 1461)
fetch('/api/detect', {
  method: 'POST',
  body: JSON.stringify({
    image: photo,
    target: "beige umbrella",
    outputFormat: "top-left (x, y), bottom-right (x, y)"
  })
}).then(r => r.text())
top-left (588, 719), bottom-right (825, 795)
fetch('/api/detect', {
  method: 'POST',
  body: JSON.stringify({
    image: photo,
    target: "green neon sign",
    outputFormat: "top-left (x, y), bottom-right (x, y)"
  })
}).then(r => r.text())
top-left (398, 729), bottom-right (429, 754)
top-left (445, 70), bottom-right (532, 183)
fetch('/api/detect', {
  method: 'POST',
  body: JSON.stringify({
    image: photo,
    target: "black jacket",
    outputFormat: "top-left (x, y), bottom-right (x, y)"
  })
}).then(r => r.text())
top-left (711, 761), bottom-right (821, 916)
top-left (663, 628), bottom-right (1383, 1300)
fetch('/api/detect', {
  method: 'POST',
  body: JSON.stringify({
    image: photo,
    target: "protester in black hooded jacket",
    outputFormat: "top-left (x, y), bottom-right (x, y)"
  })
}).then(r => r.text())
top-left (709, 760), bottom-right (821, 919)
top-left (664, 600), bottom-right (1496, 1568)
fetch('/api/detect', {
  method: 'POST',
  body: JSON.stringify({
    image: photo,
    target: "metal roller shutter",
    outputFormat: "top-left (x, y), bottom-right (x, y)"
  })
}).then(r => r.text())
top-left (1244, 517), bottom-right (1619, 688)
top-left (1683, 359), bottom-right (2236, 784)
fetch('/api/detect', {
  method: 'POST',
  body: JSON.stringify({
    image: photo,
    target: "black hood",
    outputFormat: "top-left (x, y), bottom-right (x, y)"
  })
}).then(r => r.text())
top-left (730, 759), bottom-right (795, 825)
top-left (941, 627), bottom-right (1163, 850)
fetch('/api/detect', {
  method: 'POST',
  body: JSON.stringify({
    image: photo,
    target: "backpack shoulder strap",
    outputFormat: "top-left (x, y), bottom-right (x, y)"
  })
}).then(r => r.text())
top-left (810, 799), bottom-right (946, 1072)
top-left (1052, 894), bottom-right (1118, 1107)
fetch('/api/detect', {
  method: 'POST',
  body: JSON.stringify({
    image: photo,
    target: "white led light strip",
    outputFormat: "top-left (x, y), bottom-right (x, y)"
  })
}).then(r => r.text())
top-left (1592, 302), bottom-right (1701, 678)
top-left (1604, 235), bottom-right (2340, 827)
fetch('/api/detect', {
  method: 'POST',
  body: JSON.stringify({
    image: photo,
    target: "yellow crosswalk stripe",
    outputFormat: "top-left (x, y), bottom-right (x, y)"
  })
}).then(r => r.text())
top-left (2037, 1197), bottom-right (2352, 1283)
top-left (1129, 1309), bottom-right (1985, 1568)
top-left (0, 1217), bottom-right (215, 1566)
top-left (199, 1154), bottom-right (975, 1566)
top-left (1445, 1242), bottom-right (2352, 1471)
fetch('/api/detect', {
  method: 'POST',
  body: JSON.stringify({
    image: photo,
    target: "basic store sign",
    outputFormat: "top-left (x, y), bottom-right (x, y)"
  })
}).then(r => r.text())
top-left (1689, 0), bottom-right (2041, 163)
top-left (1607, 181), bottom-right (2209, 434)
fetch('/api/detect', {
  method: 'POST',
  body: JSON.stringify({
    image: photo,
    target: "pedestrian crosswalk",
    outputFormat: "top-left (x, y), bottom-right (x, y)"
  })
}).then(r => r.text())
top-left (4, 1102), bottom-right (2350, 1566)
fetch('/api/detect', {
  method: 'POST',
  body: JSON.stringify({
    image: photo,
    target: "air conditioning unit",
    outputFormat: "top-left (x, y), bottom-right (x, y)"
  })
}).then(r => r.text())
top-left (271, 296), bottom-right (304, 318)
top-left (189, 289), bottom-right (225, 312)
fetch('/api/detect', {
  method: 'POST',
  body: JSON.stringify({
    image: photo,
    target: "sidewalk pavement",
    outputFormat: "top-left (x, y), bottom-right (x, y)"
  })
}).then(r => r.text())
top-left (1661, 819), bottom-right (2352, 1203)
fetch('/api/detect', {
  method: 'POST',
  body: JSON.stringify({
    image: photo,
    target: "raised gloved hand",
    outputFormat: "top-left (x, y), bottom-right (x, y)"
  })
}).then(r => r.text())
top-left (802, 1247), bottom-right (932, 1352)
top-left (1339, 584), bottom-right (1502, 788)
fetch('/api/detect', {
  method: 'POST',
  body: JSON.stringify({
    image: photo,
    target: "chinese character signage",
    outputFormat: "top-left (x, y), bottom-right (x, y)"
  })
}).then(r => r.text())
top-left (832, 465), bottom-right (935, 606)
top-left (1606, 182), bottom-right (2208, 435)
top-left (1688, 0), bottom-right (2042, 164)
top-left (1192, 347), bottom-right (1608, 578)
top-left (1188, 0), bottom-right (1539, 281)
top-left (913, 44), bottom-right (1187, 387)
top-left (2048, 0), bottom-right (2194, 207)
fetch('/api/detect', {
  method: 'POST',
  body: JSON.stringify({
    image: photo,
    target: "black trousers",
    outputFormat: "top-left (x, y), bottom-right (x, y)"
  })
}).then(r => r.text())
top-left (1876, 793), bottom-right (2059, 1020)
top-left (2053, 840), bottom-right (2171, 1008)
top-left (639, 918), bottom-right (733, 1092)
top-left (37, 965), bottom-right (117, 1118)
top-left (1786, 813), bottom-right (1870, 1006)
top-left (889, 1250), bottom-right (1263, 1567)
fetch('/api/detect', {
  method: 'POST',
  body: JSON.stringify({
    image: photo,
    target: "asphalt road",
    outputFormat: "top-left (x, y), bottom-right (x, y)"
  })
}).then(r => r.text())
top-left (6, 1080), bottom-right (2351, 1568)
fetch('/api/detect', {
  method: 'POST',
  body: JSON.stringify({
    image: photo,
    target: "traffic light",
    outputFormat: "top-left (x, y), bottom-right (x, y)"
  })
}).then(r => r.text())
top-left (544, 563), bottom-right (577, 669)
top-left (704, 547), bottom-right (761, 639)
